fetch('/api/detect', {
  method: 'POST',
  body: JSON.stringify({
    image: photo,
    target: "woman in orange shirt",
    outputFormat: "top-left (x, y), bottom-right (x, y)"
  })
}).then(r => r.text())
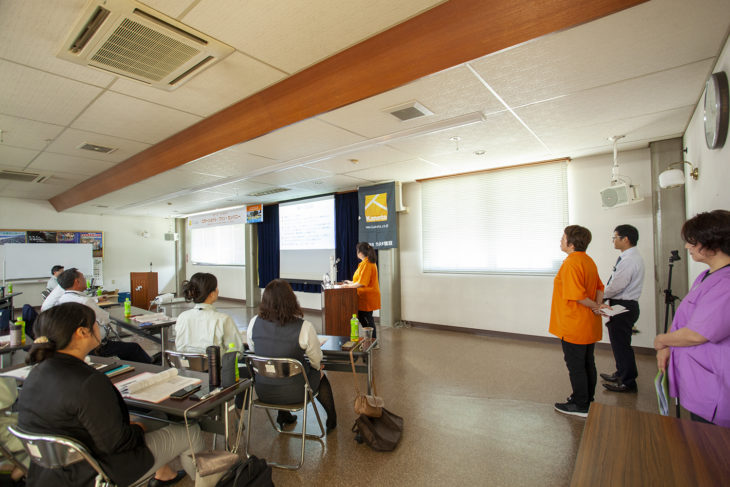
top-left (344, 242), bottom-right (381, 340)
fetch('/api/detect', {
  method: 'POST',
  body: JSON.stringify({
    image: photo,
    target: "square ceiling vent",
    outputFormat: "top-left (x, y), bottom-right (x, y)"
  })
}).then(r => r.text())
top-left (384, 100), bottom-right (434, 121)
top-left (56, 0), bottom-right (234, 90)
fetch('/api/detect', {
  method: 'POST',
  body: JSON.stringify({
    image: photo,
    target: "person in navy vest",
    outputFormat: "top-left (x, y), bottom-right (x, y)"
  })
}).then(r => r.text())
top-left (247, 279), bottom-right (337, 433)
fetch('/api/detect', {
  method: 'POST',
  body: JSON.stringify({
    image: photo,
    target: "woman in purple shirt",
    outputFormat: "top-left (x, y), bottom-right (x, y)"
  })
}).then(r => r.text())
top-left (655, 210), bottom-right (730, 427)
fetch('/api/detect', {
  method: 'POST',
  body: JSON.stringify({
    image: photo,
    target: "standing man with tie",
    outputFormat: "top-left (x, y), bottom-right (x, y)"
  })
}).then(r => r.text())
top-left (600, 224), bottom-right (644, 392)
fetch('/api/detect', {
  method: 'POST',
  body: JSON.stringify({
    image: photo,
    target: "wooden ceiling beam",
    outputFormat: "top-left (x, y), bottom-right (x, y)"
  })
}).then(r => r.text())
top-left (50, 0), bottom-right (647, 211)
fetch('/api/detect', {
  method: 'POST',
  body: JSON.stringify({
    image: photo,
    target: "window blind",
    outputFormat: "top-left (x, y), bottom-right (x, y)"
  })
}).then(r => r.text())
top-left (421, 161), bottom-right (568, 274)
top-left (190, 224), bottom-right (245, 265)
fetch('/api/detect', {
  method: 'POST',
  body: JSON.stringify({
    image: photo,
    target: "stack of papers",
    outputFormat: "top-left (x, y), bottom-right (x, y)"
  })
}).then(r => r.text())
top-left (0, 365), bottom-right (34, 380)
top-left (115, 368), bottom-right (200, 403)
top-left (600, 304), bottom-right (629, 317)
top-left (132, 313), bottom-right (172, 325)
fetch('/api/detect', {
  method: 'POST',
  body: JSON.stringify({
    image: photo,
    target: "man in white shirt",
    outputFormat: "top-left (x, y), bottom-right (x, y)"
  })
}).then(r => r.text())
top-left (40, 283), bottom-right (65, 312)
top-left (53, 268), bottom-right (153, 363)
top-left (599, 225), bottom-right (644, 393)
top-left (45, 265), bottom-right (64, 292)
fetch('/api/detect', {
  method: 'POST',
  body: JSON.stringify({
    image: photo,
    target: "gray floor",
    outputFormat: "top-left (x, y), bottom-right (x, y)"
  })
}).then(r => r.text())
top-left (140, 299), bottom-right (660, 487)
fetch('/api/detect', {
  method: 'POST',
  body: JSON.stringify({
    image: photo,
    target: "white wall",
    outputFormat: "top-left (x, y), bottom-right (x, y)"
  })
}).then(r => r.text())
top-left (183, 224), bottom-right (246, 300)
top-left (0, 197), bottom-right (176, 308)
top-left (400, 148), bottom-right (658, 348)
top-left (683, 34), bottom-right (730, 282)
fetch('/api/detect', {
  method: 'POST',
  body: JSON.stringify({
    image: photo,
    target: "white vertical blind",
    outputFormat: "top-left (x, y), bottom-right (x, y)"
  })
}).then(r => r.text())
top-left (190, 224), bottom-right (245, 265)
top-left (421, 161), bottom-right (568, 274)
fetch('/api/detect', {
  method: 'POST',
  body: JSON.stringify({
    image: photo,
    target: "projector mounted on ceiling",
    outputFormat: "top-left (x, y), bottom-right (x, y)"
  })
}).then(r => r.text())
top-left (600, 135), bottom-right (644, 209)
top-left (56, 0), bottom-right (234, 90)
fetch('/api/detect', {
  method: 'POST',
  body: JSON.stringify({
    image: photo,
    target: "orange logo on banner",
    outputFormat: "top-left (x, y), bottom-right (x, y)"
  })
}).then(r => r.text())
top-left (365, 193), bottom-right (388, 222)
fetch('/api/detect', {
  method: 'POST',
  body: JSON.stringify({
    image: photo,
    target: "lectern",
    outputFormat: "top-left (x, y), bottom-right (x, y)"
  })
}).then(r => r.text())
top-left (321, 285), bottom-right (358, 336)
top-left (130, 272), bottom-right (158, 309)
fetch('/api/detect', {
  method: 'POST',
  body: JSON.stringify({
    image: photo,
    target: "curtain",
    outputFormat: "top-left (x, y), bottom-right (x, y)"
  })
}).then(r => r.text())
top-left (335, 192), bottom-right (359, 282)
top-left (257, 204), bottom-right (279, 288)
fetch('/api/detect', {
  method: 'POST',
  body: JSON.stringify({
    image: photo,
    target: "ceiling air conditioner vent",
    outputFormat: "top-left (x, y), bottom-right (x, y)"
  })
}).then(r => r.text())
top-left (78, 142), bottom-right (117, 154)
top-left (385, 101), bottom-right (434, 121)
top-left (57, 0), bottom-right (234, 90)
top-left (248, 188), bottom-right (291, 197)
top-left (0, 170), bottom-right (48, 183)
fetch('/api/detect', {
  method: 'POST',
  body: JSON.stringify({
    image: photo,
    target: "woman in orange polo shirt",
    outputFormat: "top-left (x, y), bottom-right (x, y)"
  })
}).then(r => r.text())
top-left (549, 225), bottom-right (604, 418)
top-left (344, 242), bottom-right (381, 340)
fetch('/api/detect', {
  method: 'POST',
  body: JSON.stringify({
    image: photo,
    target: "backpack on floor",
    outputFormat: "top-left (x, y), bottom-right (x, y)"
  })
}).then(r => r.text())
top-left (352, 407), bottom-right (404, 451)
top-left (215, 455), bottom-right (273, 487)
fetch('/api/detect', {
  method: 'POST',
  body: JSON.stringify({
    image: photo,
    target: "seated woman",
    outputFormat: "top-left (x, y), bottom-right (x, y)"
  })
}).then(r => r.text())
top-left (247, 279), bottom-right (337, 433)
top-left (175, 273), bottom-right (294, 423)
top-left (175, 272), bottom-right (244, 354)
top-left (18, 303), bottom-right (207, 487)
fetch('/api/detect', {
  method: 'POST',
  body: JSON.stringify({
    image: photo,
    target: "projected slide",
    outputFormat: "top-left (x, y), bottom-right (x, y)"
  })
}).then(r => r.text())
top-left (279, 196), bottom-right (335, 281)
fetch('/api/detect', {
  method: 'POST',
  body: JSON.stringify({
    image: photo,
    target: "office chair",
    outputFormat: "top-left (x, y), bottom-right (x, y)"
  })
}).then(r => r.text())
top-left (7, 425), bottom-right (151, 487)
top-left (244, 355), bottom-right (324, 470)
top-left (164, 350), bottom-right (208, 371)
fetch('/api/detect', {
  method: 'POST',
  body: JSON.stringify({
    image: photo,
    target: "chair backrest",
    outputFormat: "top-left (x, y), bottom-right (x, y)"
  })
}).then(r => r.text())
top-left (245, 355), bottom-right (306, 381)
top-left (165, 351), bottom-right (208, 372)
top-left (40, 288), bottom-right (51, 300)
top-left (7, 425), bottom-right (111, 482)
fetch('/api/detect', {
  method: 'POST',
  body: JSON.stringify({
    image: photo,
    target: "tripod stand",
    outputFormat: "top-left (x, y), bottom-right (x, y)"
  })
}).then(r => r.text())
top-left (662, 250), bottom-right (681, 417)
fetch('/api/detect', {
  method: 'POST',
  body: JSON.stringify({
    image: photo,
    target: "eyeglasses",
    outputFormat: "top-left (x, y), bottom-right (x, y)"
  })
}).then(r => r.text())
top-left (612, 236), bottom-right (625, 241)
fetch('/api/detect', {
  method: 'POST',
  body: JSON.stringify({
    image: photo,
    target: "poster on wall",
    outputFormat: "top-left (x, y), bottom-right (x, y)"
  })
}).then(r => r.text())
top-left (57, 231), bottom-right (80, 243)
top-left (27, 231), bottom-right (57, 243)
top-left (246, 204), bottom-right (263, 223)
top-left (0, 231), bottom-right (25, 244)
top-left (80, 232), bottom-right (103, 257)
top-left (358, 181), bottom-right (398, 249)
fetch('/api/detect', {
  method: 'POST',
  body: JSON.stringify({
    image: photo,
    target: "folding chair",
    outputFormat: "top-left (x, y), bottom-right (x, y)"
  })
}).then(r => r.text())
top-left (244, 355), bottom-right (324, 470)
top-left (164, 350), bottom-right (208, 371)
top-left (7, 425), bottom-right (151, 487)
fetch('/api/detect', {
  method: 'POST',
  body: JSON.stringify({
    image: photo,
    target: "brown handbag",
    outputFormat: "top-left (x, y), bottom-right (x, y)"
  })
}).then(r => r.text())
top-left (350, 346), bottom-right (384, 418)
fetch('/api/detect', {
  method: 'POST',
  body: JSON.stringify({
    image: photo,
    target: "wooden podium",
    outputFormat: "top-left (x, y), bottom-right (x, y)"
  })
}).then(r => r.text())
top-left (130, 272), bottom-right (158, 309)
top-left (321, 285), bottom-right (358, 336)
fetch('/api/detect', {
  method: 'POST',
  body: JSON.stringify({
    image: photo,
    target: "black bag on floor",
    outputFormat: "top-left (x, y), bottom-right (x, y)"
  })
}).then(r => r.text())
top-left (352, 407), bottom-right (404, 451)
top-left (215, 455), bottom-right (273, 487)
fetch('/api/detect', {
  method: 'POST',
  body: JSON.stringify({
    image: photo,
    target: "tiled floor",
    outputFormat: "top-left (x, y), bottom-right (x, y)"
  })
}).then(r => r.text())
top-left (142, 299), bottom-right (660, 487)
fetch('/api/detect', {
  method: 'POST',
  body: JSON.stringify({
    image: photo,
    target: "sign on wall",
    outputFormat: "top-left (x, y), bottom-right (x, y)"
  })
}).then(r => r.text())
top-left (188, 207), bottom-right (246, 228)
top-left (358, 181), bottom-right (398, 249)
top-left (246, 204), bottom-right (263, 223)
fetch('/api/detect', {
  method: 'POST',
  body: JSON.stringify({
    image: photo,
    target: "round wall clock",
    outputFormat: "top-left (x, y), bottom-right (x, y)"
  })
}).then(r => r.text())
top-left (704, 71), bottom-right (729, 150)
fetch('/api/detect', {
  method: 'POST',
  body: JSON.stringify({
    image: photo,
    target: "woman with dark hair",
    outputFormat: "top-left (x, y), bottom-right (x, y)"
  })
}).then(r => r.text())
top-left (655, 210), bottom-right (730, 426)
top-left (246, 279), bottom-right (337, 433)
top-left (344, 242), bottom-right (381, 340)
top-left (175, 272), bottom-right (243, 353)
top-left (18, 303), bottom-right (206, 487)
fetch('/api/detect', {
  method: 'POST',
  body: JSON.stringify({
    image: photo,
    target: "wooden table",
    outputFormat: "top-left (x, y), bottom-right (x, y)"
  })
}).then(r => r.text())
top-left (570, 403), bottom-right (730, 487)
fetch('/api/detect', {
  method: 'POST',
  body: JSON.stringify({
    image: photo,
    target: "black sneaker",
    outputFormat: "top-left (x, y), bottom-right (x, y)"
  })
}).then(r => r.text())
top-left (554, 401), bottom-right (589, 418)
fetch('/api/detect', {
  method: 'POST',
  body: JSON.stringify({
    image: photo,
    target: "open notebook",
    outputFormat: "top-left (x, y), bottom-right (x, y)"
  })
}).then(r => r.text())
top-left (115, 368), bottom-right (201, 403)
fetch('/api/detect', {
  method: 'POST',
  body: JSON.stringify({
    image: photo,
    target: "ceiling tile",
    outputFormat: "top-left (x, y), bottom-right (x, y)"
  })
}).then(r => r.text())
top-left (138, 0), bottom-right (197, 18)
top-left (70, 92), bottom-right (203, 144)
top-left (180, 146), bottom-right (279, 178)
top-left (27, 153), bottom-right (116, 176)
top-left (470, 0), bottom-right (729, 107)
top-left (242, 118), bottom-right (365, 161)
top-left (0, 146), bottom-right (41, 169)
top-left (45, 128), bottom-right (151, 163)
top-left (183, 0), bottom-right (443, 74)
top-left (137, 168), bottom-right (227, 195)
top-left (0, 115), bottom-right (65, 151)
top-left (305, 145), bottom-right (414, 174)
top-left (288, 174), bottom-right (374, 193)
top-left (318, 65), bottom-right (505, 138)
top-left (0, 0), bottom-right (116, 87)
top-left (514, 60), bottom-right (713, 134)
top-left (0, 61), bottom-right (103, 126)
top-left (249, 165), bottom-right (332, 186)
top-left (208, 180), bottom-right (282, 197)
top-left (109, 52), bottom-right (287, 117)
top-left (345, 157), bottom-right (446, 183)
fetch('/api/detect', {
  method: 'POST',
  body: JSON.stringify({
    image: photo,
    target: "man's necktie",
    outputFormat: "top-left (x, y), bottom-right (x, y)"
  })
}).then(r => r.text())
top-left (606, 256), bottom-right (621, 286)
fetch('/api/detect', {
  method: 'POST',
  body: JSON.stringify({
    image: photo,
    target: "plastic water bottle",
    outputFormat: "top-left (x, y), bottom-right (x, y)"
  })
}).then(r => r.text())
top-left (97, 287), bottom-right (103, 296)
top-left (16, 318), bottom-right (26, 345)
top-left (350, 314), bottom-right (359, 341)
top-left (124, 298), bottom-right (131, 317)
top-left (9, 323), bottom-right (21, 347)
top-left (7, 283), bottom-right (12, 294)
top-left (228, 343), bottom-right (239, 381)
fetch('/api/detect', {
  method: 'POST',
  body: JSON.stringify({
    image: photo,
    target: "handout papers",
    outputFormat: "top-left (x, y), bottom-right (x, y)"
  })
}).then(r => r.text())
top-left (132, 313), bottom-right (172, 325)
top-left (600, 304), bottom-right (629, 317)
top-left (0, 365), bottom-right (34, 380)
top-left (115, 368), bottom-right (200, 403)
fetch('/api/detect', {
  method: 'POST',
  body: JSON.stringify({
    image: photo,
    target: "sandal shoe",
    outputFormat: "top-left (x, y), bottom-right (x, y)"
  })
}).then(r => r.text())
top-left (148, 470), bottom-right (186, 487)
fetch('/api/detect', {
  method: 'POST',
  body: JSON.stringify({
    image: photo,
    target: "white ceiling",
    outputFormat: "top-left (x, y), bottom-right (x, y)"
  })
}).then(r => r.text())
top-left (0, 0), bottom-right (728, 217)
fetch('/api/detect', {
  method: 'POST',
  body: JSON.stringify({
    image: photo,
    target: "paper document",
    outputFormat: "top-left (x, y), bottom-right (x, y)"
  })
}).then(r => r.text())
top-left (655, 370), bottom-right (670, 416)
top-left (0, 365), bottom-right (34, 380)
top-left (318, 336), bottom-right (329, 346)
top-left (600, 304), bottom-right (629, 317)
top-left (132, 313), bottom-right (172, 324)
top-left (115, 368), bottom-right (200, 403)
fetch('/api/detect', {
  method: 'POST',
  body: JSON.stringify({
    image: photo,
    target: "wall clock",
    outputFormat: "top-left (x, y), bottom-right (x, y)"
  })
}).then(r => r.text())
top-left (704, 71), bottom-right (729, 150)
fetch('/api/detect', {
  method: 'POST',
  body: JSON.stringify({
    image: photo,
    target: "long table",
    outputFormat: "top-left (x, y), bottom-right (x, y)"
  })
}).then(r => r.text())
top-left (108, 305), bottom-right (176, 358)
top-left (320, 335), bottom-right (377, 394)
top-left (570, 403), bottom-right (730, 486)
top-left (0, 292), bottom-right (22, 321)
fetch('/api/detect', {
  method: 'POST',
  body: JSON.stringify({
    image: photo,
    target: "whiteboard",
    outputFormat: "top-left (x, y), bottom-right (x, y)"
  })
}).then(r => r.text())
top-left (0, 243), bottom-right (94, 280)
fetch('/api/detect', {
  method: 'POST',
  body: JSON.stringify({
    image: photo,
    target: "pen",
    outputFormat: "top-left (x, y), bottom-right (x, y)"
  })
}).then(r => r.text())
top-left (199, 388), bottom-right (221, 400)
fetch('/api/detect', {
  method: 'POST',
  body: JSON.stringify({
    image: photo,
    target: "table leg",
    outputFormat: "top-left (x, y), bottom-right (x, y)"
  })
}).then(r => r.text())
top-left (159, 327), bottom-right (167, 367)
top-left (367, 343), bottom-right (374, 395)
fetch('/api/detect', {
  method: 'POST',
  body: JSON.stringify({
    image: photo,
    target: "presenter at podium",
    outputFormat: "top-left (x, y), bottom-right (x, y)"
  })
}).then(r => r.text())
top-left (344, 242), bottom-right (381, 340)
